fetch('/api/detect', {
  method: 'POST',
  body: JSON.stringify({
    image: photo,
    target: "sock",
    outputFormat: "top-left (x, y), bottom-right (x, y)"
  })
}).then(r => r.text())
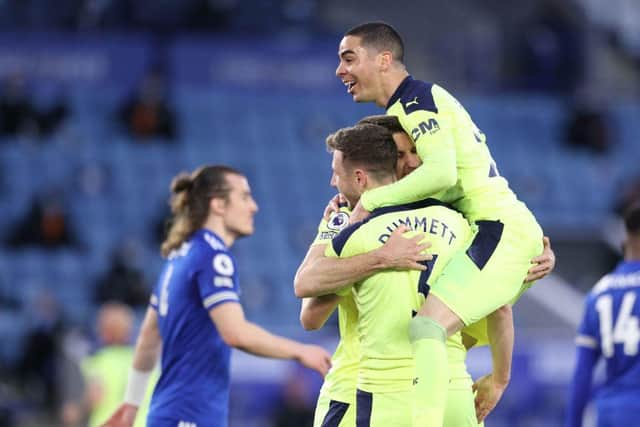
top-left (409, 316), bottom-right (448, 427)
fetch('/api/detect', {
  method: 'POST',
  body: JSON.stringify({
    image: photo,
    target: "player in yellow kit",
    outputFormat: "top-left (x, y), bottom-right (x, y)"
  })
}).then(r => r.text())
top-left (307, 119), bottom-right (511, 425)
top-left (325, 123), bottom-right (477, 426)
top-left (301, 123), bottom-right (484, 426)
top-left (296, 115), bottom-right (554, 425)
top-left (336, 22), bottom-right (547, 424)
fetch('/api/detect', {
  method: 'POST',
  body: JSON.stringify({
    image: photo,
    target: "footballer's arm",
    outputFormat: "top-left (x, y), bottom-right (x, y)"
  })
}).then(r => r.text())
top-left (102, 308), bottom-right (162, 427)
top-left (473, 304), bottom-right (514, 423)
top-left (211, 302), bottom-right (331, 375)
top-left (300, 294), bottom-right (341, 330)
top-left (294, 225), bottom-right (431, 298)
top-left (360, 111), bottom-right (457, 212)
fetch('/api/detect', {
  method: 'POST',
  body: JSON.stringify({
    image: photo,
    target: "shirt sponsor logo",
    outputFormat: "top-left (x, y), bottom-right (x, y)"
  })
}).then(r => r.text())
top-left (411, 119), bottom-right (440, 141)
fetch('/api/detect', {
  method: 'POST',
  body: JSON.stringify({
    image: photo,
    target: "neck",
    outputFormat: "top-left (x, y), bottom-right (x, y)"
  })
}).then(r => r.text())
top-left (203, 217), bottom-right (236, 247)
top-left (626, 239), bottom-right (640, 261)
top-left (376, 69), bottom-right (409, 108)
top-left (365, 174), bottom-right (396, 192)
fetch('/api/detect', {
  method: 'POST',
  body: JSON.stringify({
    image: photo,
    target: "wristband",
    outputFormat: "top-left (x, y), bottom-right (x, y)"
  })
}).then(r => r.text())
top-left (123, 368), bottom-right (152, 406)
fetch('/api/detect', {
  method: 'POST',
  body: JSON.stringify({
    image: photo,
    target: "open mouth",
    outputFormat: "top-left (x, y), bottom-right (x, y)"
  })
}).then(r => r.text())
top-left (344, 80), bottom-right (357, 94)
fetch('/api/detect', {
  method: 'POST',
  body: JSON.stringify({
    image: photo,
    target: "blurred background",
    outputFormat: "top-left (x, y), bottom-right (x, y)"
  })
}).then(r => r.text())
top-left (0, 0), bottom-right (638, 426)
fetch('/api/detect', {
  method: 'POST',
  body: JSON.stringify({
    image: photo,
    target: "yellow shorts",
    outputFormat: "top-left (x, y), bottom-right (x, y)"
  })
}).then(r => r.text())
top-left (314, 392), bottom-right (355, 427)
top-left (354, 378), bottom-right (483, 427)
top-left (430, 215), bottom-right (543, 327)
top-left (356, 388), bottom-right (413, 427)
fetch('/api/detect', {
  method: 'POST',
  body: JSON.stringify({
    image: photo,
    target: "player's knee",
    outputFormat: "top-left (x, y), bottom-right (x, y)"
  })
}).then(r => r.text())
top-left (409, 316), bottom-right (446, 343)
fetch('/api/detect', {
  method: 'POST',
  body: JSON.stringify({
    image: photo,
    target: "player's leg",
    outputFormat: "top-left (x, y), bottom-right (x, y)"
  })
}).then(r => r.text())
top-left (409, 295), bottom-right (462, 426)
top-left (431, 219), bottom-right (543, 327)
top-left (444, 376), bottom-right (483, 427)
top-left (411, 219), bottom-right (543, 426)
top-left (314, 392), bottom-right (354, 427)
top-left (356, 389), bottom-right (413, 427)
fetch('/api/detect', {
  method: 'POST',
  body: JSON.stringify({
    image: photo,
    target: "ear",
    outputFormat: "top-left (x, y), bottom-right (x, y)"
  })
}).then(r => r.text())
top-left (378, 51), bottom-right (393, 71)
top-left (210, 197), bottom-right (226, 216)
top-left (354, 169), bottom-right (368, 187)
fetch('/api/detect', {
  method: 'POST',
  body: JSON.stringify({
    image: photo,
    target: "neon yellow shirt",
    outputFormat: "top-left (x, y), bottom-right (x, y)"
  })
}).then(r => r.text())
top-left (82, 346), bottom-right (157, 427)
top-left (361, 76), bottom-right (531, 222)
top-left (326, 199), bottom-right (473, 392)
top-left (317, 295), bottom-right (360, 403)
top-left (312, 207), bottom-right (359, 404)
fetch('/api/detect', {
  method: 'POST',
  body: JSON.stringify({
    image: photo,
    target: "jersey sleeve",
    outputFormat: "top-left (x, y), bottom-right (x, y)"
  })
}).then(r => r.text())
top-left (324, 227), bottom-right (365, 297)
top-left (322, 244), bottom-right (349, 297)
top-left (149, 266), bottom-right (168, 312)
top-left (565, 345), bottom-right (598, 427)
top-left (575, 294), bottom-right (600, 354)
top-left (360, 109), bottom-right (457, 211)
top-left (311, 208), bottom-right (352, 246)
top-left (197, 249), bottom-right (241, 311)
top-left (565, 294), bottom-right (600, 427)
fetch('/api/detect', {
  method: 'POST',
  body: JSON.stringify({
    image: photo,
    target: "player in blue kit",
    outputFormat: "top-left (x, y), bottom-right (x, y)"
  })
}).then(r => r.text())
top-left (566, 202), bottom-right (640, 427)
top-left (103, 165), bottom-right (331, 427)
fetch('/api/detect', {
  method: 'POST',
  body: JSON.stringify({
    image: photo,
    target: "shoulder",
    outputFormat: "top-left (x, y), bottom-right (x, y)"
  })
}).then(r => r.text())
top-left (389, 77), bottom-right (438, 116)
top-left (331, 220), bottom-right (369, 257)
top-left (590, 272), bottom-right (619, 297)
top-left (186, 237), bottom-right (236, 277)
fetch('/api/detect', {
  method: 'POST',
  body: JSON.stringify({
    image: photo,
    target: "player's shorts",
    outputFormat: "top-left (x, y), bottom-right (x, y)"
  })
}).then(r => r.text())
top-left (355, 388), bottom-right (413, 427)
top-left (314, 392), bottom-right (355, 427)
top-left (430, 212), bottom-right (543, 327)
top-left (444, 376), bottom-right (484, 427)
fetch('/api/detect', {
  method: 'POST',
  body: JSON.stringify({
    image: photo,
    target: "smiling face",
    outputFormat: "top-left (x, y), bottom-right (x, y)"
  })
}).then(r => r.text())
top-left (393, 131), bottom-right (421, 179)
top-left (336, 35), bottom-right (385, 104)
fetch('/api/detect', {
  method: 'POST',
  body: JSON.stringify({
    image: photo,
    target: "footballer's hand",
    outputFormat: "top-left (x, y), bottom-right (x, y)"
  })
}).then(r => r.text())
top-left (349, 201), bottom-right (370, 223)
top-left (525, 236), bottom-right (556, 283)
top-left (377, 225), bottom-right (432, 270)
top-left (297, 344), bottom-right (332, 377)
top-left (323, 194), bottom-right (349, 221)
top-left (472, 374), bottom-right (507, 423)
top-left (100, 403), bottom-right (138, 427)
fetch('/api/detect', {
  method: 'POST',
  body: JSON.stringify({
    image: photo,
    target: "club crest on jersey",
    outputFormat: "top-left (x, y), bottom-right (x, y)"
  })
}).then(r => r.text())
top-left (327, 211), bottom-right (350, 231)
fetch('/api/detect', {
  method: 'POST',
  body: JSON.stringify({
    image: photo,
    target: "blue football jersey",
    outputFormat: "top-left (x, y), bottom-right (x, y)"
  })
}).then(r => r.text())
top-left (147, 229), bottom-right (241, 426)
top-left (577, 261), bottom-right (640, 399)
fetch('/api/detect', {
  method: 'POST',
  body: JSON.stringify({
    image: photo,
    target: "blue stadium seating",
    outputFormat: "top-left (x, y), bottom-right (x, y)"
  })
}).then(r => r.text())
top-left (1, 87), bottom-right (638, 339)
